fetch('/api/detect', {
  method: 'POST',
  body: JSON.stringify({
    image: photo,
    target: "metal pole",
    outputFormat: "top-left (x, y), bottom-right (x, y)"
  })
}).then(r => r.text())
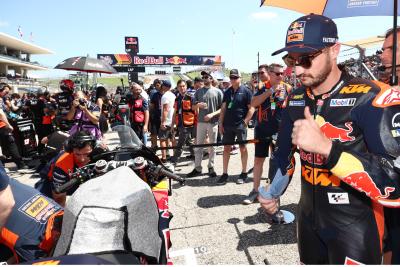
top-left (391, 0), bottom-right (399, 85)
top-left (257, 52), bottom-right (260, 84)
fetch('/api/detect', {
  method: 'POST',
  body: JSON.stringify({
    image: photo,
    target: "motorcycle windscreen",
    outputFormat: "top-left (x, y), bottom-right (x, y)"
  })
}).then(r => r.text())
top-left (68, 207), bottom-right (126, 254)
top-left (54, 166), bottom-right (162, 261)
top-left (111, 125), bottom-right (142, 149)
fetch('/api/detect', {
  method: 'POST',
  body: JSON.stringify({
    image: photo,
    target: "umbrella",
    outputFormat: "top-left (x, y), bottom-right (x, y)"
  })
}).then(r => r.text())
top-left (55, 56), bottom-right (117, 74)
top-left (261, 0), bottom-right (399, 85)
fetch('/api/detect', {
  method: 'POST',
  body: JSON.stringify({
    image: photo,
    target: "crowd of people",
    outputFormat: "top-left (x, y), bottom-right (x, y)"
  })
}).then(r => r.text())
top-left (1, 12), bottom-right (400, 265)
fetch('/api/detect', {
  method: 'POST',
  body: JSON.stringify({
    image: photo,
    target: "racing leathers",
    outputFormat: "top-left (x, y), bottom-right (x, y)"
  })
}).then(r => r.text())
top-left (266, 72), bottom-right (400, 264)
top-left (55, 91), bottom-right (74, 131)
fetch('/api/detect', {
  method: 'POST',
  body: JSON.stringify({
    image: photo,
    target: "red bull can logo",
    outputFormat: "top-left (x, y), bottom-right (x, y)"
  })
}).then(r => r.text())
top-left (342, 171), bottom-right (395, 199)
top-left (320, 121), bottom-right (355, 142)
top-left (165, 56), bottom-right (187, 65)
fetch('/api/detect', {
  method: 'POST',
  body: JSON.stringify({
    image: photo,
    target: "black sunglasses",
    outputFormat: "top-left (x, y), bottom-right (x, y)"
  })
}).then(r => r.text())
top-left (271, 71), bottom-right (284, 76)
top-left (286, 49), bottom-right (325, 69)
top-left (229, 76), bottom-right (239, 80)
top-left (202, 75), bottom-right (212, 79)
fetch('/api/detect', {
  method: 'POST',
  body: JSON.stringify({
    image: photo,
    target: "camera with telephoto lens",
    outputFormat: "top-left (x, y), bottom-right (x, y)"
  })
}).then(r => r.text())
top-left (79, 98), bottom-right (86, 106)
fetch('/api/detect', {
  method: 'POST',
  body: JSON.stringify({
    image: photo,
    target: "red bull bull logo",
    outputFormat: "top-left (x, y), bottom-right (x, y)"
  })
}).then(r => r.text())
top-left (342, 171), bottom-right (395, 199)
top-left (320, 121), bottom-right (355, 142)
top-left (165, 56), bottom-right (188, 65)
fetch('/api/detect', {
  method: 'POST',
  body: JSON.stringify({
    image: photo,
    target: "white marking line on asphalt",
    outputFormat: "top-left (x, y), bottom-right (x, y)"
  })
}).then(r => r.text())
top-left (169, 248), bottom-right (197, 265)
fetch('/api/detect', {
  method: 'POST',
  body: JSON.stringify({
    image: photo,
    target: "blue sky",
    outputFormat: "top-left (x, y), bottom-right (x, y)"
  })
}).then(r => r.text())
top-left (0, 0), bottom-right (397, 78)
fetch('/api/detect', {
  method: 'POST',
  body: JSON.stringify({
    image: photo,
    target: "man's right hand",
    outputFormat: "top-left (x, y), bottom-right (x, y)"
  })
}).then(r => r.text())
top-left (258, 194), bottom-right (279, 215)
top-left (198, 102), bottom-right (207, 109)
top-left (41, 136), bottom-right (49, 144)
top-left (204, 114), bottom-right (213, 122)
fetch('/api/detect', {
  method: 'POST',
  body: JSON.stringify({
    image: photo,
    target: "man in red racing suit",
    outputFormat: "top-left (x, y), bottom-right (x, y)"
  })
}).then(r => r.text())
top-left (259, 14), bottom-right (400, 264)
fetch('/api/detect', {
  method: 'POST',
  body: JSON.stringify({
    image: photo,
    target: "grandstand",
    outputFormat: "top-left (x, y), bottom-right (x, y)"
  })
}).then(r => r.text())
top-left (0, 32), bottom-right (53, 92)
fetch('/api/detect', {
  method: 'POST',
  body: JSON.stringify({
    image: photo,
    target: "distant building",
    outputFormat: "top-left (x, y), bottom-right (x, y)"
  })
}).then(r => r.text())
top-left (0, 32), bottom-right (53, 92)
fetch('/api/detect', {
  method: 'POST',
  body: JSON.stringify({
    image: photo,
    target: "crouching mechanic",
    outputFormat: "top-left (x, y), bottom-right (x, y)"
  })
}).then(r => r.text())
top-left (51, 131), bottom-right (97, 207)
top-left (0, 163), bottom-right (14, 229)
top-left (0, 166), bottom-right (63, 263)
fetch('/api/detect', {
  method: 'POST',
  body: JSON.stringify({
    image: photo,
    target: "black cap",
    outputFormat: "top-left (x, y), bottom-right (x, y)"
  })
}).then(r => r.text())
top-left (229, 69), bottom-right (241, 78)
top-left (272, 14), bottom-right (338, 56)
top-left (200, 70), bottom-right (211, 77)
top-left (194, 76), bottom-right (203, 83)
top-left (162, 80), bottom-right (172, 88)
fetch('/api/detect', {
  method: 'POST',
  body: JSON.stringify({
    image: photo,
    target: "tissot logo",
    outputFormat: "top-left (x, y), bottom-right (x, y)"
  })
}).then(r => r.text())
top-left (392, 113), bottom-right (400, 128)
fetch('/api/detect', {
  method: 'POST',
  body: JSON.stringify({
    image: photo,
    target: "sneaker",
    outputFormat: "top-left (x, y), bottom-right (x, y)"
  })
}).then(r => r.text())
top-left (186, 168), bottom-right (202, 178)
top-left (208, 167), bottom-right (217, 178)
top-left (271, 210), bottom-right (285, 224)
top-left (230, 145), bottom-right (238, 155)
top-left (236, 172), bottom-right (248, 184)
top-left (170, 157), bottom-right (178, 164)
top-left (216, 173), bottom-right (229, 185)
top-left (242, 189), bottom-right (258, 205)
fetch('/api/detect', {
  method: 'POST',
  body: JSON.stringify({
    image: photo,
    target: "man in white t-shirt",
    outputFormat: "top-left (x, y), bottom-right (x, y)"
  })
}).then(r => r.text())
top-left (159, 80), bottom-right (176, 162)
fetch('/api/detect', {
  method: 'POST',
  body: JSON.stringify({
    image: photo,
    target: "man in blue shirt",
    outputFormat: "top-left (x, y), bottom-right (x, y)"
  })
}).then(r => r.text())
top-left (243, 63), bottom-right (290, 204)
top-left (218, 69), bottom-right (254, 185)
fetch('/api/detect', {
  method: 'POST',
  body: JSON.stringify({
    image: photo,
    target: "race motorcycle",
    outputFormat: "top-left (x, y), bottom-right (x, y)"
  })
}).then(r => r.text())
top-left (33, 125), bottom-right (185, 265)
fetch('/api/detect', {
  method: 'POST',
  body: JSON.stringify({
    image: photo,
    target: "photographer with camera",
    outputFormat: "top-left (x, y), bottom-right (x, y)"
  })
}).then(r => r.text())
top-left (66, 90), bottom-right (102, 140)
top-left (55, 79), bottom-right (75, 131)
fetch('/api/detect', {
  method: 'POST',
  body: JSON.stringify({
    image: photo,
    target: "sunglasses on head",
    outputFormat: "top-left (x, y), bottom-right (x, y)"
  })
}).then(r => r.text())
top-left (286, 49), bottom-right (325, 69)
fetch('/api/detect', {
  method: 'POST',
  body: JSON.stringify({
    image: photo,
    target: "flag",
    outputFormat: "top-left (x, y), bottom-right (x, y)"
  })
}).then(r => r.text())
top-left (17, 26), bottom-right (23, 37)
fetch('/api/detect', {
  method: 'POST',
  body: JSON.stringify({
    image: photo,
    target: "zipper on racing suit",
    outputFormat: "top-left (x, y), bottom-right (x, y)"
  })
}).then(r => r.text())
top-left (308, 79), bottom-right (345, 230)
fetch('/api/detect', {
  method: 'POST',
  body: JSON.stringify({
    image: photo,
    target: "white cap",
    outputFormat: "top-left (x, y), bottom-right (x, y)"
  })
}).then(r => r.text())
top-left (222, 77), bottom-right (230, 83)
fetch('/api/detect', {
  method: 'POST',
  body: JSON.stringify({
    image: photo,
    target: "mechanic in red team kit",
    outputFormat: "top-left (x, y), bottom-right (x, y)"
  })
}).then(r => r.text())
top-left (0, 165), bottom-right (63, 263)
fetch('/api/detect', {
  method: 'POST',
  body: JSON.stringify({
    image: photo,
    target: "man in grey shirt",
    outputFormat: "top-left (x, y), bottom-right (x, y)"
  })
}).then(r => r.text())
top-left (187, 71), bottom-right (223, 178)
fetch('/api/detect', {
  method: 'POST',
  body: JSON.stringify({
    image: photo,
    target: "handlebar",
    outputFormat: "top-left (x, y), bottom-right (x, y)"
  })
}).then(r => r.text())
top-left (54, 158), bottom-right (185, 194)
top-left (156, 166), bottom-right (185, 185)
top-left (54, 178), bottom-right (79, 194)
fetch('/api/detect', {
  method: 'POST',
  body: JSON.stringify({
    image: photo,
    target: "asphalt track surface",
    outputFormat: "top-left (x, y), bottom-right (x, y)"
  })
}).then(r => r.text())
top-left (14, 128), bottom-right (302, 265)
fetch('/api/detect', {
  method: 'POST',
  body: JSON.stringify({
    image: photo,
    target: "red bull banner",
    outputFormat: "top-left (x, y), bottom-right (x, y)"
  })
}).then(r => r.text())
top-left (97, 54), bottom-right (222, 67)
